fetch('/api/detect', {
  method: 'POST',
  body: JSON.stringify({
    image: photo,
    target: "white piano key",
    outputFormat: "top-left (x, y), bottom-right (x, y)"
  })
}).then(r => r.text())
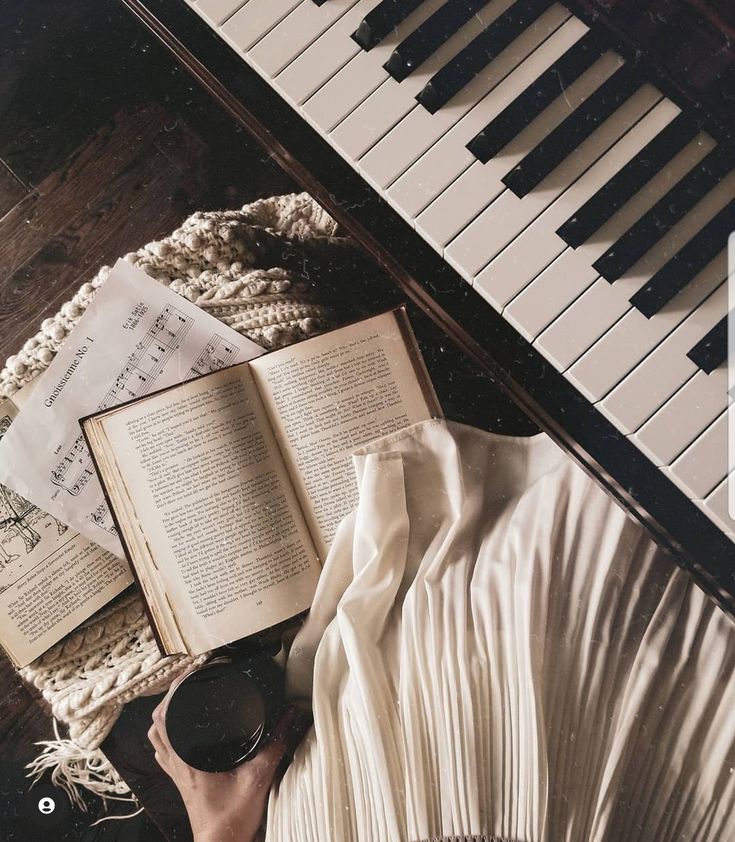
top-left (418, 46), bottom-right (622, 257)
top-left (360, 3), bottom-right (571, 191)
top-left (598, 281), bottom-right (727, 433)
top-left (419, 161), bottom-right (495, 252)
top-left (505, 248), bottom-right (601, 340)
top-left (694, 476), bottom-right (735, 536)
top-left (221, 0), bottom-right (302, 52)
top-left (385, 16), bottom-right (588, 221)
top-left (503, 130), bottom-right (717, 341)
top-left (448, 66), bottom-right (651, 284)
top-left (535, 164), bottom-right (735, 371)
top-left (330, 0), bottom-right (512, 161)
top-left (249, 0), bottom-right (360, 79)
top-left (302, 0), bottom-right (444, 134)
top-left (631, 363), bottom-right (727, 466)
top-left (665, 410), bottom-right (727, 500)
top-left (193, 0), bottom-right (249, 27)
top-left (567, 250), bottom-right (726, 401)
top-left (275, 0), bottom-right (381, 106)
top-left (475, 94), bottom-right (675, 310)
top-left (535, 279), bottom-right (620, 368)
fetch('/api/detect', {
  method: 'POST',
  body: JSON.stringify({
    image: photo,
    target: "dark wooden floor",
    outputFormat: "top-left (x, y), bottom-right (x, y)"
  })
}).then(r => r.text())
top-left (0, 2), bottom-right (298, 367)
top-left (0, 1), bottom-right (537, 839)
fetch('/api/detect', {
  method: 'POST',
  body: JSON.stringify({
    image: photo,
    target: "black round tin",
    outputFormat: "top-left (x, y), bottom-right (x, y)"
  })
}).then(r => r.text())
top-left (165, 652), bottom-right (285, 772)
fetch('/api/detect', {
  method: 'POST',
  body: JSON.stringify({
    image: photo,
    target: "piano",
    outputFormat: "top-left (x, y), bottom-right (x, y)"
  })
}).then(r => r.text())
top-left (117, 0), bottom-right (735, 610)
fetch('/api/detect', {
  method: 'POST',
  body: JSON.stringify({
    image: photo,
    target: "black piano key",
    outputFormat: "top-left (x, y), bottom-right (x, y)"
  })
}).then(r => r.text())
top-left (311, 0), bottom-right (330, 6)
top-left (593, 146), bottom-right (733, 282)
top-left (686, 316), bottom-right (728, 374)
top-left (415, 0), bottom-right (554, 114)
top-left (629, 198), bottom-right (735, 318)
top-left (384, 0), bottom-right (488, 83)
top-left (502, 64), bottom-right (642, 198)
top-left (352, 0), bottom-right (427, 51)
top-left (557, 112), bottom-right (701, 247)
top-left (465, 30), bottom-right (606, 162)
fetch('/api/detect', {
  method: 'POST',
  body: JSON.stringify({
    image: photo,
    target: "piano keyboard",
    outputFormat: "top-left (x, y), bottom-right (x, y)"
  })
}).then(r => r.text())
top-left (186, 0), bottom-right (734, 540)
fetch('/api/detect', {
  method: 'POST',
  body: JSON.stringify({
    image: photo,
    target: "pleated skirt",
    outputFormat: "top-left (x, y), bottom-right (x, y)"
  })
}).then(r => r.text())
top-left (266, 421), bottom-right (735, 842)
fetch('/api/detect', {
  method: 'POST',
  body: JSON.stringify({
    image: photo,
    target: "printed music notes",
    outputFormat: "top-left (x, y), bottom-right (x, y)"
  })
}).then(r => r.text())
top-left (100, 305), bottom-right (193, 409)
top-left (51, 305), bottom-right (194, 498)
top-left (50, 434), bottom-right (95, 496)
top-left (188, 335), bottom-right (238, 378)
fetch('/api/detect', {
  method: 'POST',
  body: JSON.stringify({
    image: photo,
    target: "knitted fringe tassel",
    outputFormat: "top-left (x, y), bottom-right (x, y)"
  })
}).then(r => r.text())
top-left (26, 721), bottom-right (136, 813)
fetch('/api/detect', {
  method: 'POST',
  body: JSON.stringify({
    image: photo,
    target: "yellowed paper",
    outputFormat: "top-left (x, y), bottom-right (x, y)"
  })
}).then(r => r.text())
top-left (91, 366), bottom-right (319, 654)
top-left (251, 310), bottom-right (439, 559)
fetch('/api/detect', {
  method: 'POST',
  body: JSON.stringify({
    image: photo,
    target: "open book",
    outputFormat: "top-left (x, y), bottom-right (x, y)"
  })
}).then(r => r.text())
top-left (83, 309), bottom-right (441, 656)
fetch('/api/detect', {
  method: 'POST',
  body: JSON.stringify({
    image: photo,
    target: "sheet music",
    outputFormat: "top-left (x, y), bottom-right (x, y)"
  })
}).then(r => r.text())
top-left (0, 393), bottom-right (130, 666)
top-left (0, 398), bottom-right (70, 598)
top-left (0, 260), bottom-right (263, 557)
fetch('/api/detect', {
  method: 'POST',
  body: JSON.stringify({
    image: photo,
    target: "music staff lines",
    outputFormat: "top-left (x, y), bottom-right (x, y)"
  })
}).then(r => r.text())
top-left (187, 335), bottom-right (237, 378)
top-left (100, 306), bottom-right (192, 410)
top-left (50, 305), bottom-right (193, 497)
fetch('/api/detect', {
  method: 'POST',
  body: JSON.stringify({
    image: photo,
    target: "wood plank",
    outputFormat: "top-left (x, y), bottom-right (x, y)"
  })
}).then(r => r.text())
top-left (0, 163), bottom-right (28, 220)
top-left (0, 112), bottom-right (210, 365)
top-left (152, 110), bottom-right (297, 212)
top-left (0, 2), bottom-right (293, 838)
top-left (0, 105), bottom-right (176, 281)
top-left (0, 657), bottom-right (62, 840)
top-left (0, 0), bottom-right (156, 187)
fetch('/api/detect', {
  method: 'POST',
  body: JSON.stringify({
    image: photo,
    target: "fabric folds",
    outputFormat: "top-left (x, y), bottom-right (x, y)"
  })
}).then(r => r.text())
top-left (266, 420), bottom-right (735, 842)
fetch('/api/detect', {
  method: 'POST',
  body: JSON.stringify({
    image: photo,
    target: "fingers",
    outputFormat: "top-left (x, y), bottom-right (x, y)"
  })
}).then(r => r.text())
top-left (148, 667), bottom-right (212, 778)
top-left (151, 697), bottom-right (171, 740)
top-left (149, 663), bottom-right (208, 769)
top-left (148, 685), bottom-right (312, 789)
top-left (148, 708), bottom-right (167, 752)
top-left (148, 722), bottom-right (172, 773)
top-left (148, 697), bottom-right (176, 772)
top-left (147, 716), bottom-right (167, 753)
top-left (150, 685), bottom-right (182, 755)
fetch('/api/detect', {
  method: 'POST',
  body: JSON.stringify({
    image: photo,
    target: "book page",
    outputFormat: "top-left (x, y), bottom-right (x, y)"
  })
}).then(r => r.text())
top-left (0, 259), bottom-right (264, 558)
top-left (93, 365), bottom-right (320, 655)
top-left (0, 396), bottom-right (130, 667)
top-left (251, 310), bottom-right (440, 559)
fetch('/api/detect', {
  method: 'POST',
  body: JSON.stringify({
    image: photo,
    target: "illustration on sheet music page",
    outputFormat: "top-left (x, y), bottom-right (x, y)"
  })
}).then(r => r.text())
top-left (0, 260), bottom-right (263, 558)
top-left (0, 400), bottom-right (71, 594)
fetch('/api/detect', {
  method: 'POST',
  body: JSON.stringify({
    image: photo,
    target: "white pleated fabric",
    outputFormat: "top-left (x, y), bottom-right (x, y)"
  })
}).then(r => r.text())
top-left (266, 420), bottom-right (735, 842)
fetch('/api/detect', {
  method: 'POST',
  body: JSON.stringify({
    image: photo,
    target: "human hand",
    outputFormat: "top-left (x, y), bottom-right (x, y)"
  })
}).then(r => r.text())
top-left (148, 675), bottom-right (311, 842)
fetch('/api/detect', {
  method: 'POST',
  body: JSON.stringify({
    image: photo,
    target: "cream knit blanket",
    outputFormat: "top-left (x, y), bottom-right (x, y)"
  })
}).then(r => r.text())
top-left (2, 193), bottom-right (345, 800)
